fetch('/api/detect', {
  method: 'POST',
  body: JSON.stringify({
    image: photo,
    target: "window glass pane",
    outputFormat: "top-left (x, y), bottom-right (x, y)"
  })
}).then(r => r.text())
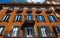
top-left (0, 7), bottom-right (2, 10)
top-left (0, 26), bottom-right (5, 35)
top-left (54, 26), bottom-right (60, 35)
top-left (46, 8), bottom-right (52, 13)
top-left (14, 15), bottom-right (22, 22)
top-left (27, 15), bottom-right (33, 20)
top-left (2, 14), bottom-right (10, 22)
top-left (27, 27), bottom-right (33, 35)
top-left (37, 15), bottom-right (45, 22)
top-left (48, 15), bottom-right (57, 22)
top-left (38, 26), bottom-right (51, 37)
top-left (11, 26), bottom-right (20, 37)
top-left (41, 27), bottom-right (47, 37)
top-left (27, 10), bottom-right (32, 14)
top-left (24, 27), bottom-right (34, 37)
top-left (8, 6), bottom-right (14, 11)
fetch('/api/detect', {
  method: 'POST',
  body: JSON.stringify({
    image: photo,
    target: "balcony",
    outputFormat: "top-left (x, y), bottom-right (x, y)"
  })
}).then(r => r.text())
top-left (23, 27), bottom-right (35, 38)
top-left (38, 26), bottom-right (56, 38)
top-left (4, 26), bottom-right (20, 38)
top-left (53, 26), bottom-right (60, 35)
top-left (3, 26), bottom-right (56, 38)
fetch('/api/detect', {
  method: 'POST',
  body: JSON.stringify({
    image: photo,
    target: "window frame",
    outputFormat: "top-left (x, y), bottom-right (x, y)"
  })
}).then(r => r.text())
top-left (38, 26), bottom-right (51, 37)
top-left (37, 15), bottom-right (45, 22)
top-left (25, 15), bottom-right (33, 21)
top-left (10, 26), bottom-right (20, 37)
top-left (14, 14), bottom-right (22, 22)
top-left (0, 26), bottom-right (5, 36)
top-left (24, 27), bottom-right (34, 37)
top-left (48, 15), bottom-right (57, 22)
top-left (53, 26), bottom-right (60, 35)
top-left (2, 14), bottom-right (11, 22)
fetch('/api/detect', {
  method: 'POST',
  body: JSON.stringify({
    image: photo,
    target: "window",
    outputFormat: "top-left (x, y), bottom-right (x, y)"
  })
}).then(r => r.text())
top-left (19, 7), bottom-right (23, 11)
top-left (14, 15), bottom-right (22, 22)
top-left (4, 6), bottom-right (14, 11)
top-left (26, 15), bottom-right (33, 21)
top-left (8, 6), bottom-right (14, 11)
top-left (26, 7), bottom-right (32, 14)
top-left (11, 26), bottom-right (20, 37)
top-left (0, 26), bottom-right (5, 36)
top-left (37, 15), bottom-right (45, 22)
top-left (24, 27), bottom-right (34, 37)
top-left (53, 26), bottom-right (60, 35)
top-left (36, 8), bottom-right (42, 14)
top-left (15, 7), bottom-right (23, 13)
top-left (17, 10), bottom-right (23, 13)
top-left (27, 11), bottom-right (32, 14)
top-left (46, 8), bottom-right (52, 14)
top-left (55, 7), bottom-right (60, 13)
top-left (0, 6), bottom-right (2, 10)
top-left (2, 14), bottom-right (10, 22)
top-left (57, 17), bottom-right (60, 21)
top-left (55, 7), bottom-right (60, 21)
top-left (48, 15), bottom-right (57, 22)
top-left (6, 10), bottom-right (12, 13)
top-left (38, 26), bottom-right (51, 37)
top-left (14, 7), bottom-right (20, 10)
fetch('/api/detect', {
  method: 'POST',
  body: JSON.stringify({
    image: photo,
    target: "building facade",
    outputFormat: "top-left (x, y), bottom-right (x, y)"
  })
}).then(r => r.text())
top-left (0, 0), bottom-right (60, 38)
